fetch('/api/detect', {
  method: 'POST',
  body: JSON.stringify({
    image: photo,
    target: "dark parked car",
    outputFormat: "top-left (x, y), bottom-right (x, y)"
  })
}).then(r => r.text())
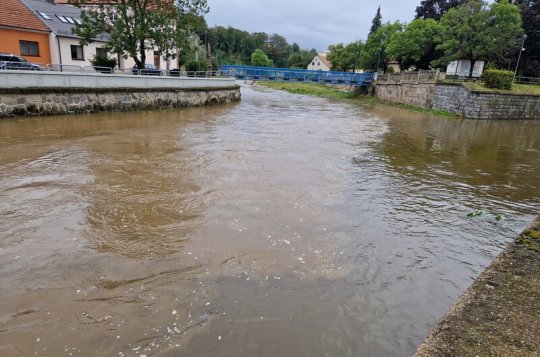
top-left (0, 53), bottom-right (41, 70)
top-left (132, 64), bottom-right (163, 76)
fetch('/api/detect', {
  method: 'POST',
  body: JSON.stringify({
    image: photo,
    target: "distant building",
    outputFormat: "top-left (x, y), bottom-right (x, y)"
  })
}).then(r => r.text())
top-left (386, 61), bottom-right (400, 74)
top-left (307, 53), bottom-right (331, 71)
top-left (0, 0), bottom-right (52, 64)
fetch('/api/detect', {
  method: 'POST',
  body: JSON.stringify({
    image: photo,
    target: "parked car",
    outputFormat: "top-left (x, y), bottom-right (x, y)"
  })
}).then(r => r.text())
top-left (0, 53), bottom-right (41, 70)
top-left (132, 64), bottom-right (163, 76)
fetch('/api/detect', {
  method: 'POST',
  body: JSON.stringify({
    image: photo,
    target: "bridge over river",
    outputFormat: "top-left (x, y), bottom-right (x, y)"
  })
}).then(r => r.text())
top-left (220, 65), bottom-right (375, 86)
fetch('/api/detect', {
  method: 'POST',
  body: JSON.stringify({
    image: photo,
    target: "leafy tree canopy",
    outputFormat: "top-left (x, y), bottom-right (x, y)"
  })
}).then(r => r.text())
top-left (328, 42), bottom-right (363, 72)
top-left (360, 22), bottom-right (403, 72)
top-left (387, 18), bottom-right (439, 70)
top-left (435, 0), bottom-right (523, 71)
top-left (251, 49), bottom-right (273, 67)
top-left (415, 0), bottom-right (467, 20)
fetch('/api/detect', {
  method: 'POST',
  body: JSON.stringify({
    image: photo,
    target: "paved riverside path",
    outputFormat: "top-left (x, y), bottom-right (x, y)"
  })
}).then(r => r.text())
top-left (415, 217), bottom-right (540, 357)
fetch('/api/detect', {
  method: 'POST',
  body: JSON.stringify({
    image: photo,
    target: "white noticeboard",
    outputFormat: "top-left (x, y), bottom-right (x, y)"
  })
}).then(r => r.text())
top-left (446, 61), bottom-right (458, 76)
top-left (471, 61), bottom-right (485, 78)
top-left (446, 60), bottom-right (472, 77)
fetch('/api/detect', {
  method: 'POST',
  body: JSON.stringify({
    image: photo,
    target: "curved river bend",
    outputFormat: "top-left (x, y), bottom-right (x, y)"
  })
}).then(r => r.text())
top-left (1, 85), bottom-right (539, 356)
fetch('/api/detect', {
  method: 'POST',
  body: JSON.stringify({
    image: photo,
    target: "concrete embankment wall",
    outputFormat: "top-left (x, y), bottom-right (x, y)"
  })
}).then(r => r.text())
top-left (0, 71), bottom-right (240, 118)
top-left (375, 76), bottom-right (540, 120)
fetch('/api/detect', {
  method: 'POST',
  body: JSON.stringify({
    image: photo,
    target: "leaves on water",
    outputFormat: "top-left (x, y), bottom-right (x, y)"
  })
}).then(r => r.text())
top-left (467, 210), bottom-right (484, 218)
top-left (467, 210), bottom-right (507, 222)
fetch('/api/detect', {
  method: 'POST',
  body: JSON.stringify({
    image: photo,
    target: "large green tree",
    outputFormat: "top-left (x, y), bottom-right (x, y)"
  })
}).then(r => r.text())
top-left (435, 0), bottom-right (523, 72)
top-left (72, 0), bottom-right (208, 69)
top-left (415, 0), bottom-right (466, 20)
top-left (360, 22), bottom-right (403, 72)
top-left (387, 18), bottom-right (439, 70)
top-left (328, 42), bottom-right (363, 72)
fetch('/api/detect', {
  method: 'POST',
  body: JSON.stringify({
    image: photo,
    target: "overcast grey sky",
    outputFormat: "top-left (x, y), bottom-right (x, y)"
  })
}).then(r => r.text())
top-left (205, 0), bottom-right (420, 51)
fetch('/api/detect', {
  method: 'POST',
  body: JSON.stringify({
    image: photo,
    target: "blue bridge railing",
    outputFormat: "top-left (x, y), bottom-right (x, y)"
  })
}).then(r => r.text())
top-left (219, 65), bottom-right (375, 86)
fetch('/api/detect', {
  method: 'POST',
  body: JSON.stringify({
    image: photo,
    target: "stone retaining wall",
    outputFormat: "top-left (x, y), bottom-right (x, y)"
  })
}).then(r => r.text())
top-left (374, 78), bottom-right (540, 120)
top-left (0, 87), bottom-right (241, 118)
top-left (433, 84), bottom-right (540, 120)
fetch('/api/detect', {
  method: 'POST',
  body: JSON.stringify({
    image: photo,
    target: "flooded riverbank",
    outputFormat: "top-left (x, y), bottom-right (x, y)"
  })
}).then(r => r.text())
top-left (1, 84), bottom-right (539, 356)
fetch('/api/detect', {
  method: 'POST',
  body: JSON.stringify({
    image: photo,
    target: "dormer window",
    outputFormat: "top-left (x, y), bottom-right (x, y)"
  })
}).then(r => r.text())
top-left (39, 12), bottom-right (51, 20)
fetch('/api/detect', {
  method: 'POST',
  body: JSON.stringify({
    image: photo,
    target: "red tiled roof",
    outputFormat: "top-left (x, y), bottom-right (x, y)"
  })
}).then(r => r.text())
top-left (318, 54), bottom-right (331, 69)
top-left (0, 0), bottom-right (49, 32)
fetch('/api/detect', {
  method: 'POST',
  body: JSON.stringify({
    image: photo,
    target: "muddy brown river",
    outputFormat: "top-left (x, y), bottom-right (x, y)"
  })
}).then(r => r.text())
top-left (1, 84), bottom-right (539, 356)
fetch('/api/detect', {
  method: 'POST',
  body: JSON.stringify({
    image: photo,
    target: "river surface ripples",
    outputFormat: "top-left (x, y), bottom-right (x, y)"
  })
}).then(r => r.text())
top-left (1, 84), bottom-right (539, 356)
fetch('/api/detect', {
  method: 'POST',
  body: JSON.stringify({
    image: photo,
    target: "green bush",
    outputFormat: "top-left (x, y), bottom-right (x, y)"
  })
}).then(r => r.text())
top-left (186, 60), bottom-right (207, 72)
top-left (90, 55), bottom-right (117, 73)
top-left (483, 69), bottom-right (513, 90)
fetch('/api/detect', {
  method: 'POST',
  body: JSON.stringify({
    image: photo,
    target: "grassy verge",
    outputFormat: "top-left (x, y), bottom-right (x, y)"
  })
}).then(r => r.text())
top-left (256, 81), bottom-right (456, 117)
top-left (443, 81), bottom-right (540, 95)
top-left (256, 81), bottom-right (355, 100)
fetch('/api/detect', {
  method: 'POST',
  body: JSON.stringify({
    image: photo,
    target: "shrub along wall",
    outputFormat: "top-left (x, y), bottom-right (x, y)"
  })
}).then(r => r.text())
top-left (483, 69), bottom-right (514, 90)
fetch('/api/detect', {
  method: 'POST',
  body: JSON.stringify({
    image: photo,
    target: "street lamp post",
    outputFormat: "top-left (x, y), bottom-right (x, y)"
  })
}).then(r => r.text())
top-left (513, 34), bottom-right (528, 82)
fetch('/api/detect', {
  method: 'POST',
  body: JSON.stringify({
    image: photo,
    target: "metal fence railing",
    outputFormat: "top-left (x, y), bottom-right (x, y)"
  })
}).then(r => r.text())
top-left (0, 63), bottom-right (227, 78)
top-left (514, 76), bottom-right (540, 85)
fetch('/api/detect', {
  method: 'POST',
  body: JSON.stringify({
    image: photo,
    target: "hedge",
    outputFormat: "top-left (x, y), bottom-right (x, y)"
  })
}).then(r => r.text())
top-left (483, 69), bottom-right (513, 90)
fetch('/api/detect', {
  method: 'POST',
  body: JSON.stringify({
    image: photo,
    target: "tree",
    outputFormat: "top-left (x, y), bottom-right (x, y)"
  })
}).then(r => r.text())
top-left (387, 18), bottom-right (439, 70)
top-left (415, 0), bottom-right (467, 20)
top-left (487, 0), bottom-right (524, 69)
top-left (435, 0), bottom-right (523, 73)
top-left (251, 49), bottom-right (273, 67)
top-left (287, 49), bottom-right (317, 68)
top-left (328, 42), bottom-right (363, 72)
top-left (369, 6), bottom-right (382, 35)
top-left (360, 22), bottom-right (403, 72)
top-left (502, 0), bottom-right (540, 76)
top-left (72, 0), bottom-right (209, 69)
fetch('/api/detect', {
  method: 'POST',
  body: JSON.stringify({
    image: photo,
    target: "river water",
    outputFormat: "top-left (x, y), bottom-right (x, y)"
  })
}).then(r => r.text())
top-left (0, 84), bottom-right (539, 356)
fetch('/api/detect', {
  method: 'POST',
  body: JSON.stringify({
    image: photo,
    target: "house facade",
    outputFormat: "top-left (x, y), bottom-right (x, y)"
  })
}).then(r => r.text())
top-left (21, 0), bottom-right (110, 67)
top-left (47, 0), bottom-right (173, 70)
top-left (0, 0), bottom-right (52, 64)
top-left (307, 53), bottom-right (331, 71)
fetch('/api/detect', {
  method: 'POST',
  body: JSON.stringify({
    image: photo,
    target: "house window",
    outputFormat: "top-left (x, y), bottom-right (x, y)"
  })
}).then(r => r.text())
top-left (96, 48), bottom-right (108, 58)
top-left (312, 62), bottom-right (315, 65)
top-left (57, 15), bottom-right (68, 23)
top-left (65, 17), bottom-right (76, 24)
top-left (71, 45), bottom-right (84, 60)
top-left (39, 12), bottom-right (51, 20)
top-left (19, 41), bottom-right (39, 56)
